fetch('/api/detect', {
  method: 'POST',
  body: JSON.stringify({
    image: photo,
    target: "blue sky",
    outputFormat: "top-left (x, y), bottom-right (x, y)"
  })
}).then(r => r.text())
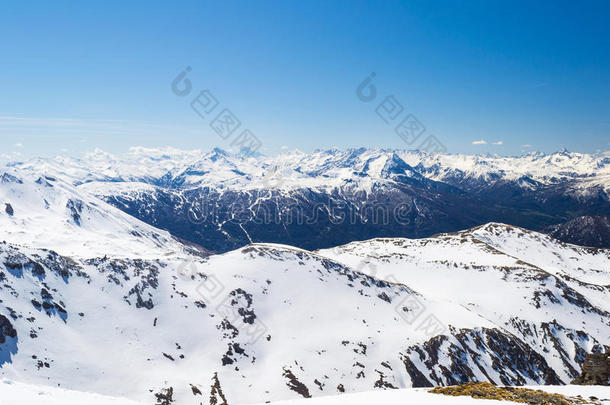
top-left (1, 0), bottom-right (609, 158)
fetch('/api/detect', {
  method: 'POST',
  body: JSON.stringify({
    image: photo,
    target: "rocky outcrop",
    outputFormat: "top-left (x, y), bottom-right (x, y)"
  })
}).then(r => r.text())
top-left (0, 314), bottom-right (17, 344)
top-left (401, 327), bottom-right (563, 387)
top-left (572, 351), bottom-right (610, 385)
top-left (0, 313), bottom-right (18, 366)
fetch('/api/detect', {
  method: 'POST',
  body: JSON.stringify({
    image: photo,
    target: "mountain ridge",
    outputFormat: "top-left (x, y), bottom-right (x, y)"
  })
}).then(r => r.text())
top-left (0, 167), bottom-right (608, 403)
top-left (4, 147), bottom-right (609, 252)
top-left (1, 219), bottom-right (608, 404)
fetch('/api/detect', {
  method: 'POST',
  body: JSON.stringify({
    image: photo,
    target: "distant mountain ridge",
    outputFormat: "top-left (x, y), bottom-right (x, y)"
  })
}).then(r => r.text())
top-left (542, 215), bottom-right (610, 248)
top-left (4, 147), bottom-right (610, 252)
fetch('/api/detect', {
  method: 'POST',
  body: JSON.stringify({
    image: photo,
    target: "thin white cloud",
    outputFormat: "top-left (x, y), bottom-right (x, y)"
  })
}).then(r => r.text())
top-left (492, 141), bottom-right (503, 145)
top-left (280, 145), bottom-right (289, 150)
top-left (0, 115), bottom-right (204, 138)
top-left (472, 140), bottom-right (487, 145)
top-left (14, 142), bottom-right (23, 148)
top-left (521, 144), bottom-right (532, 147)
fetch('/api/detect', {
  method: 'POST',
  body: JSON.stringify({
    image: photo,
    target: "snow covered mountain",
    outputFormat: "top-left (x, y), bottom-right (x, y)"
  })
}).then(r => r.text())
top-left (400, 149), bottom-right (610, 195)
top-left (5, 147), bottom-right (609, 252)
top-left (1, 151), bottom-right (608, 404)
top-left (318, 223), bottom-right (610, 385)
top-left (13, 147), bottom-right (606, 193)
top-left (1, 168), bottom-right (608, 405)
top-left (0, 168), bottom-right (205, 258)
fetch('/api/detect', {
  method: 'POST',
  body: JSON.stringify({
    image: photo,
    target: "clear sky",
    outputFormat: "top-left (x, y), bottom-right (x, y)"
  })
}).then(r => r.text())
top-left (1, 0), bottom-right (609, 159)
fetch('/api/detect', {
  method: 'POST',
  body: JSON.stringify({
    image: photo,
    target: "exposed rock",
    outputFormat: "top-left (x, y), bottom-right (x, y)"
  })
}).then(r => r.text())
top-left (190, 384), bottom-right (202, 395)
top-left (1, 173), bottom-right (22, 184)
top-left (66, 199), bottom-right (84, 226)
top-left (572, 351), bottom-right (610, 386)
top-left (402, 327), bottom-right (563, 386)
top-left (0, 314), bottom-right (18, 366)
top-left (154, 386), bottom-right (174, 405)
top-left (0, 314), bottom-right (17, 344)
top-left (282, 367), bottom-right (311, 398)
top-left (209, 372), bottom-right (228, 405)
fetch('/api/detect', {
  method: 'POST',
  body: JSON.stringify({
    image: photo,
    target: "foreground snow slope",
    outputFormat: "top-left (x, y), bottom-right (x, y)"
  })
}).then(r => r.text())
top-left (3, 379), bottom-right (607, 405)
top-left (0, 379), bottom-right (143, 405)
top-left (252, 386), bottom-right (610, 405)
top-left (1, 221), bottom-right (608, 404)
top-left (1, 240), bottom-right (483, 404)
top-left (251, 387), bottom-right (516, 405)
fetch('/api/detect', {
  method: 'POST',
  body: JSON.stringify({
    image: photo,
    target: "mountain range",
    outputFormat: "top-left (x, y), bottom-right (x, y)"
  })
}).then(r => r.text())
top-left (5, 147), bottom-right (610, 253)
top-left (0, 148), bottom-right (608, 404)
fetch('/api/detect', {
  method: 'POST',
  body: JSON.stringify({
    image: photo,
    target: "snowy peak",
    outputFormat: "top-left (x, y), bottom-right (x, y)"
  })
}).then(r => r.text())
top-left (378, 153), bottom-right (426, 183)
top-left (401, 149), bottom-right (610, 191)
top-left (22, 147), bottom-right (604, 253)
top-left (468, 222), bottom-right (610, 285)
top-left (5, 147), bottom-right (610, 195)
top-left (0, 233), bottom-right (456, 404)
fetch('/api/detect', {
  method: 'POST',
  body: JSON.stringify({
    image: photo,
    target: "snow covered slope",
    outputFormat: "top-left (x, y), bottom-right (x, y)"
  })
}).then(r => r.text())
top-left (3, 380), bottom-right (607, 405)
top-left (251, 386), bottom-right (610, 405)
top-left (0, 168), bottom-right (202, 258)
top-left (318, 224), bottom-right (610, 386)
top-left (471, 223), bottom-right (610, 286)
top-left (0, 379), bottom-right (143, 405)
top-left (1, 219), bottom-right (608, 404)
top-left (0, 240), bottom-right (464, 404)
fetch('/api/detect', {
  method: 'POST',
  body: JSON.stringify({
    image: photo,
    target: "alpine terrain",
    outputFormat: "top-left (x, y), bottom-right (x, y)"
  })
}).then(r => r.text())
top-left (5, 147), bottom-right (610, 253)
top-left (0, 152), bottom-right (609, 404)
